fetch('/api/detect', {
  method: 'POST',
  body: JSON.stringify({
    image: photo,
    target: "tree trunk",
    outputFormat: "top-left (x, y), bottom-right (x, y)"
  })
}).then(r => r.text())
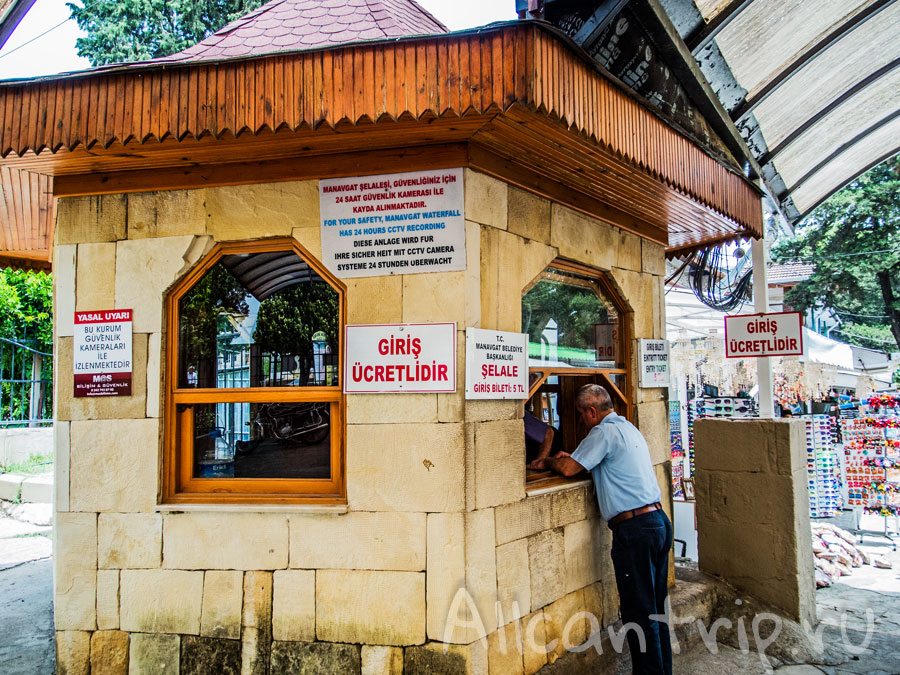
top-left (876, 269), bottom-right (900, 352)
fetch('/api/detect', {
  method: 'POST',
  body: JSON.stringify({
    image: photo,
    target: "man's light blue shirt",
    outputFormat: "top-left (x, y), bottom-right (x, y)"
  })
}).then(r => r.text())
top-left (570, 411), bottom-right (661, 522)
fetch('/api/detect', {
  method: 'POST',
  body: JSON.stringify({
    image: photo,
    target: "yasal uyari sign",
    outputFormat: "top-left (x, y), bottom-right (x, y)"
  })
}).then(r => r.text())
top-left (465, 328), bottom-right (529, 399)
top-left (320, 168), bottom-right (465, 279)
top-left (73, 309), bottom-right (133, 397)
top-left (344, 323), bottom-right (457, 394)
top-left (724, 311), bottom-right (804, 358)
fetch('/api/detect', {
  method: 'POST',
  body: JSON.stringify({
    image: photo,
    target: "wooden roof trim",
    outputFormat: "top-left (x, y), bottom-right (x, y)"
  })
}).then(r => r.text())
top-left (0, 22), bottom-right (761, 237)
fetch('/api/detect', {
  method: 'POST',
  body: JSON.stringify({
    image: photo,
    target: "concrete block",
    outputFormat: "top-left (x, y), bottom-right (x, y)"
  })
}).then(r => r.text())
top-left (98, 513), bottom-right (162, 569)
top-left (0, 473), bottom-right (24, 501)
top-left (270, 641), bottom-right (361, 673)
top-left (115, 235), bottom-right (197, 333)
top-left (56, 630), bottom-right (91, 675)
top-left (55, 421), bottom-right (71, 511)
top-left (346, 275), bottom-right (403, 324)
top-left (465, 220), bottom-right (482, 329)
top-left (609, 268), bottom-right (654, 338)
top-left (128, 633), bottom-right (180, 675)
top-left (181, 636), bottom-right (241, 675)
top-left (466, 170), bottom-right (508, 229)
top-left (549, 204), bottom-right (615, 271)
top-left (635, 401), bottom-right (669, 466)
top-left (362, 645), bottom-right (404, 675)
top-left (522, 611), bottom-right (548, 675)
top-left (695, 418), bottom-right (806, 476)
top-left (347, 423), bottom-right (464, 512)
top-left (405, 641), bottom-right (488, 675)
top-left (615, 229), bottom-right (642, 273)
top-left (272, 569), bottom-right (315, 642)
top-left (347, 393), bottom-right (438, 425)
top-left (55, 335), bottom-right (149, 421)
top-left (479, 227), bottom-right (556, 333)
top-left (241, 570), bottom-right (273, 674)
top-left (55, 512), bottom-right (97, 631)
top-left (695, 469), bottom-right (794, 527)
top-left (563, 519), bottom-right (602, 594)
top-left (127, 189), bottom-right (207, 239)
top-left (289, 511), bottom-right (425, 570)
top-left (466, 508), bottom-right (499, 639)
top-left (55, 244), bottom-right (77, 337)
top-left (69, 418), bottom-right (159, 513)
top-left (549, 486), bottom-right (595, 528)
top-left (200, 570), bottom-right (243, 639)
top-left (543, 590), bottom-right (587, 662)
top-left (527, 529), bottom-right (565, 612)
top-left (507, 187), bottom-right (550, 243)
top-left (426, 512), bottom-right (467, 643)
top-left (57, 194), bottom-right (127, 245)
top-left (97, 570), bottom-right (120, 630)
top-left (496, 539), bottom-right (531, 624)
top-left (582, 582), bottom-right (605, 629)
top-left (146, 332), bottom-right (162, 418)
top-left (474, 419), bottom-right (526, 510)
top-left (205, 180), bottom-right (318, 240)
top-left (642, 240), bottom-right (666, 276)
top-left (163, 512), bottom-right (288, 570)
top-left (488, 619), bottom-right (525, 675)
top-left (403, 271), bottom-right (466, 324)
top-left (465, 400), bottom-right (520, 423)
top-left (317, 569), bottom-right (425, 645)
top-left (494, 495), bottom-right (552, 546)
top-left (291, 224), bottom-right (323, 262)
top-left (75, 242), bottom-right (117, 311)
top-left (90, 630), bottom-right (129, 675)
top-left (119, 569), bottom-right (204, 634)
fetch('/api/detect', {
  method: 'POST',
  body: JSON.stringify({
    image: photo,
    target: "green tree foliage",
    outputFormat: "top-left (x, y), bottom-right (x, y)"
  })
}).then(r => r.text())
top-left (0, 269), bottom-right (53, 348)
top-left (772, 156), bottom-right (900, 352)
top-left (522, 278), bottom-right (615, 354)
top-left (180, 263), bottom-right (249, 362)
top-left (254, 283), bottom-right (338, 358)
top-left (67, 0), bottom-right (267, 66)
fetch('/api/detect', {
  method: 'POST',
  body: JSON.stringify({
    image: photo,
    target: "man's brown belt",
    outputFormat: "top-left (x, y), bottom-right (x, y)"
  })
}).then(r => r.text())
top-left (608, 502), bottom-right (662, 527)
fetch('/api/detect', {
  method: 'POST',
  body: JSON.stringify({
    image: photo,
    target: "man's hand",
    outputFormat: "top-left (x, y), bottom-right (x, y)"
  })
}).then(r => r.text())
top-left (528, 457), bottom-right (549, 470)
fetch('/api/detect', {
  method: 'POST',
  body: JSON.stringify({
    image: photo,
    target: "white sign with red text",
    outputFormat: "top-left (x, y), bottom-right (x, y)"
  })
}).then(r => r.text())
top-left (73, 309), bottom-right (133, 397)
top-left (320, 167), bottom-right (465, 279)
top-left (465, 328), bottom-right (529, 399)
top-left (724, 311), bottom-right (804, 358)
top-left (344, 323), bottom-right (457, 393)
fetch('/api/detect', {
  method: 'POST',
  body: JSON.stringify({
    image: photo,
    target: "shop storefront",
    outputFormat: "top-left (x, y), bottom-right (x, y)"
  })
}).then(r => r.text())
top-left (0, 8), bottom-right (763, 673)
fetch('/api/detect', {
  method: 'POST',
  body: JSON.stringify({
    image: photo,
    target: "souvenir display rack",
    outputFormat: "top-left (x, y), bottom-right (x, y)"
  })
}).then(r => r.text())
top-left (840, 394), bottom-right (900, 548)
top-left (670, 401), bottom-right (684, 498)
top-left (805, 414), bottom-right (841, 518)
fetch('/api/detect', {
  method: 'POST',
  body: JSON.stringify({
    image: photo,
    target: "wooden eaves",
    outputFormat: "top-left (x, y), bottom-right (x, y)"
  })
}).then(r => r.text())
top-left (0, 20), bottom-right (763, 270)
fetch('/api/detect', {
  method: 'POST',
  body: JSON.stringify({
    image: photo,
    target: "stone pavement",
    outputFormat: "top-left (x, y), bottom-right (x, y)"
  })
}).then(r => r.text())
top-left (0, 502), bottom-right (54, 675)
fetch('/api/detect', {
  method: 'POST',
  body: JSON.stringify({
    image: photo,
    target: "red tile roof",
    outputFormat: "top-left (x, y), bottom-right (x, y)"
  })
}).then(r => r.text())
top-left (767, 261), bottom-right (815, 284)
top-left (157, 0), bottom-right (449, 63)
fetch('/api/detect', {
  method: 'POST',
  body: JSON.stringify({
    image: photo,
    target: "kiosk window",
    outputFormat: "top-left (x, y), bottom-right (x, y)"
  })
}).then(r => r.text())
top-left (522, 264), bottom-right (631, 488)
top-left (163, 239), bottom-right (345, 504)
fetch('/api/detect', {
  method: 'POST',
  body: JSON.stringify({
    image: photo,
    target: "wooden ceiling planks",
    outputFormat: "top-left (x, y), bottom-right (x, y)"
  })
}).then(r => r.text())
top-left (0, 21), bottom-right (761, 265)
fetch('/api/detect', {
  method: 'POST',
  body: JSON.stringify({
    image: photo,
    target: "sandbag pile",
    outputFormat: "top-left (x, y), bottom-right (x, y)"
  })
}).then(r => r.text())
top-left (811, 523), bottom-right (870, 588)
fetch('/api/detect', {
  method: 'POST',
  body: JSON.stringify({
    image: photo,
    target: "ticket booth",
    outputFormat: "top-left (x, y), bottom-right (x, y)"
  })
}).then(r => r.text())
top-left (0, 7), bottom-right (762, 673)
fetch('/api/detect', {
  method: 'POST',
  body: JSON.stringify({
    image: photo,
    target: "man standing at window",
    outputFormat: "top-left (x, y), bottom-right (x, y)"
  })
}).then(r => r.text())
top-left (531, 384), bottom-right (672, 674)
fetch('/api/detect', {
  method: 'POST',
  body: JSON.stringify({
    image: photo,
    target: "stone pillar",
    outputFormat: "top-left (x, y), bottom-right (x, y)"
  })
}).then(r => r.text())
top-left (693, 418), bottom-right (815, 625)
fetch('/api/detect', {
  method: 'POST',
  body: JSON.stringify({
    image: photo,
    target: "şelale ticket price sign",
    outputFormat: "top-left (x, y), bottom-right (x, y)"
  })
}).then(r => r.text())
top-left (465, 328), bottom-right (529, 399)
top-left (73, 309), bottom-right (133, 397)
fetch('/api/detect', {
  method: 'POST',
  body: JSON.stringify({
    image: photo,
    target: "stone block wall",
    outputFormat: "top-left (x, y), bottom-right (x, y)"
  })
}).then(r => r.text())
top-left (53, 169), bottom-right (670, 673)
top-left (693, 418), bottom-right (816, 625)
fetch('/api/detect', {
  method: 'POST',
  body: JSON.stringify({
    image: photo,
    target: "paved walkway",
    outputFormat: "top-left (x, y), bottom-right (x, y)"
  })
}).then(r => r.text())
top-left (0, 503), bottom-right (54, 675)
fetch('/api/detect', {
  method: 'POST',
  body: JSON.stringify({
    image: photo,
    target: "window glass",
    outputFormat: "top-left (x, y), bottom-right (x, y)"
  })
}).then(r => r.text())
top-left (191, 401), bottom-right (331, 479)
top-left (522, 268), bottom-right (621, 369)
top-left (178, 251), bottom-right (339, 389)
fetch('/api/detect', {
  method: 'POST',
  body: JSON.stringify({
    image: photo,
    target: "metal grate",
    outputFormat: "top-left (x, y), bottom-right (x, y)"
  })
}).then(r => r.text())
top-left (0, 335), bottom-right (52, 427)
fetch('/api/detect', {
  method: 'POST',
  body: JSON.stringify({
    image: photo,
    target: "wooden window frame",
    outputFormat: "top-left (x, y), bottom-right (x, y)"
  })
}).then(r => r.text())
top-left (162, 238), bottom-right (346, 505)
top-left (524, 259), bottom-right (634, 492)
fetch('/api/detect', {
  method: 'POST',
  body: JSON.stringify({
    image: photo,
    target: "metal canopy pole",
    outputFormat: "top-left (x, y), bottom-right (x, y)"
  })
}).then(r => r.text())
top-left (752, 232), bottom-right (774, 418)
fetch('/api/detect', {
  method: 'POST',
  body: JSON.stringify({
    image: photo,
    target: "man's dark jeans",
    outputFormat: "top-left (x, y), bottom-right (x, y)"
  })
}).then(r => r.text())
top-left (610, 509), bottom-right (673, 675)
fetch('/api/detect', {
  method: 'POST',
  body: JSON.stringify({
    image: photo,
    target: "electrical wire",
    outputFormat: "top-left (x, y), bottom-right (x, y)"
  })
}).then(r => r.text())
top-left (0, 0), bottom-right (104, 62)
top-left (688, 244), bottom-right (752, 312)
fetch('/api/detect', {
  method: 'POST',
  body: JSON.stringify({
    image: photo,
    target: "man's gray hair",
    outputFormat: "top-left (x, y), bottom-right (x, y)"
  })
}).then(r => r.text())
top-left (575, 384), bottom-right (613, 412)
